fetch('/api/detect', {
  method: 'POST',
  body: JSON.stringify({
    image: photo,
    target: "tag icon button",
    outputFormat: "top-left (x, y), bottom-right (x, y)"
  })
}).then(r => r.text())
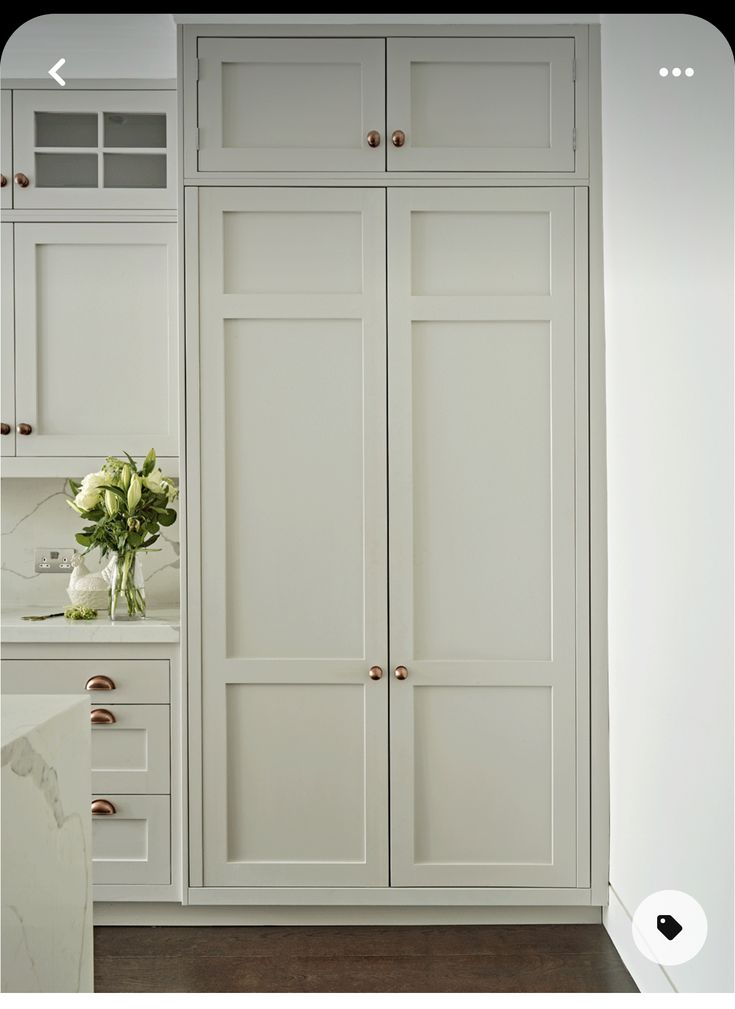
top-left (657, 914), bottom-right (683, 941)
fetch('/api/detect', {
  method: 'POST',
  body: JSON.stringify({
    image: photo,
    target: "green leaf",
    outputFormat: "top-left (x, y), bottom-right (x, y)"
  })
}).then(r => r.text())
top-left (142, 534), bottom-right (160, 549)
top-left (158, 508), bottom-right (177, 526)
top-left (67, 478), bottom-right (81, 496)
top-left (75, 533), bottom-right (92, 546)
top-left (99, 484), bottom-right (127, 501)
top-left (142, 448), bottom-right (156, 476)
top-left (127, 531), bottom-right (144, 548)
top-left (123, 451), bottom-right (139, 471)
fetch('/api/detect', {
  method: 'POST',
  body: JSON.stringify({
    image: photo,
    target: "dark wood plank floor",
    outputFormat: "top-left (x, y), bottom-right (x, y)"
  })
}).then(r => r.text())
top-left (94, 924), bottom-right (638, 993)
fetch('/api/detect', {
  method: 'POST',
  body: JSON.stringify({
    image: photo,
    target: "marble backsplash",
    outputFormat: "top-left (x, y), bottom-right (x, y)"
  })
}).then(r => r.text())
top-left (1, 479), bottom-right (180, 609)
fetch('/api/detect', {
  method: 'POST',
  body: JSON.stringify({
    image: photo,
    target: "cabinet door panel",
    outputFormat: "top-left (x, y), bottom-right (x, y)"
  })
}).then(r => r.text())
top-left (1, 91), bottom-right (11, 209)
top-left (12, 91), bottom-right (176, 209)
top-left (388, 188), bottom-right (587, 886)
top-left (387, 38), bottom-right (575, 171)
top-left (1, 223), bottom-right (14, 455)
top-left (197, 39), bottom-right (385, 172)
top-left (14, 223), bottom-right (178, 456)
top-left (197, 188), bottom-right (388, 886)
top-left (91, 794), bottom-right (170, 885)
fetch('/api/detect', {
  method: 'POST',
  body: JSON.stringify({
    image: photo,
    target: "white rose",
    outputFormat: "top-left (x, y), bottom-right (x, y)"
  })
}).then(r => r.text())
top-left (81, 471), bottom-right (106, 492)
top-left (143, 468), bottom-right (166, 494)
top-left (74, 488), bottom-right (102, 512)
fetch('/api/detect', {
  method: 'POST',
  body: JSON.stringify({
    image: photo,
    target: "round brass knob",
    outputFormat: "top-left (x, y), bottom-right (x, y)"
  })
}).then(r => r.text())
top-left (369, 665), bottom-right (383, 680)
top-left (0, 423), bottom-right (10, 435)
top-left (14, 173), bottom-right (30, 188)
top-left (391, 130), bottom-right (406, 148)
top-left (366, 130), bottom-right (381, 148)
top-left (91, 799), bottom-right (116, 816)
top-left (16, 423), bottom-right (32, 435)
top-left (0, 175), bottom-right (6, 187)
top-left (85, 674), bottom-right (116, 691)
top-left (90, 708), bottom-right (116, 725)
top-left (394, 665), bottom-right (408, 680)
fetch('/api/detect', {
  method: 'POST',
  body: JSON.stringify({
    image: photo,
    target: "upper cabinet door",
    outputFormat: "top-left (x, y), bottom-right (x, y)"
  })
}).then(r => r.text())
top-left (387, 38), bottom-right (576, 172)
top-left (12, 90), bottom-right (176, 209)
top-left (14, 223), bottom-right (178, 457)
top-left (196, 38), bottom-right (386, 172)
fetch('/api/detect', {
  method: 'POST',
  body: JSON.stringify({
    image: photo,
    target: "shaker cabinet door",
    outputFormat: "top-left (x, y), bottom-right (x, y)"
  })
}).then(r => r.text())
top-left (13, 223), bottom-right (178, 457)
top-left (387, 38), bottom-right (576, 171)
top-left (388, 188), bottom-right (588, 886)
top-left (196, 38), bottom-right (386, 172)
top-left (196, 188), bottom-right (388, 886)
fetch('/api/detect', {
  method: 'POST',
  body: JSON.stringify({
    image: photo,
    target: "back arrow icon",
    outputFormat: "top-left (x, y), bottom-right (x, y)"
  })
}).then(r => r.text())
top-left (48, 59), bottom-right (66, 86)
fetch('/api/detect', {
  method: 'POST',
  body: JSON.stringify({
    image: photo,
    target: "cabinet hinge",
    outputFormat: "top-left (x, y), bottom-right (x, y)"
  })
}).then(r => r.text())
top-left (572, 127), bottom-right (577, 152)
top-left (573, 56), bottom-right (576, 83)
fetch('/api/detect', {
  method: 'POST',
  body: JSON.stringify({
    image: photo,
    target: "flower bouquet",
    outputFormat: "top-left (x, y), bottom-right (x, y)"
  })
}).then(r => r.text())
top-left (67, 449), bottom-right (178, 620)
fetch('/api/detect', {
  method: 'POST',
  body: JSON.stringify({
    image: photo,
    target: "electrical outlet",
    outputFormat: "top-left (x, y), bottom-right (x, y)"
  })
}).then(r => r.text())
top-left (34, 547), bottom-right (77, 574)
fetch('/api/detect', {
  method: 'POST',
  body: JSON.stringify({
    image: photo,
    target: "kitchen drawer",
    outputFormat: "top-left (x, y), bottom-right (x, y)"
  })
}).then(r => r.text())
top-left (1, 659), bottom-right (169, 703)
top-left (91, 794), bottom-right (170, 885)
top-left (91, 704), bottom-right (169, 793)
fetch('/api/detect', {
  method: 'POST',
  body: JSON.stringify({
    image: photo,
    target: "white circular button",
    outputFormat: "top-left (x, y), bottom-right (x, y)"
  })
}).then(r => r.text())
top-left (659, 67), bottom-right (669, 77)
top-left (672, 67), bottom-right (682, 77)
top-left (685, 67), bottom-right (695, 77)
top-left (632, 890), bottom-right (708, 966)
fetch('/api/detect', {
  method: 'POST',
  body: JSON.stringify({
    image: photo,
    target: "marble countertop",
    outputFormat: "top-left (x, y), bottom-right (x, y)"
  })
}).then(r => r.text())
top-left (1, 607), bottom-right (180, 643)
top-left (1, 692), bottom-right (88, 747)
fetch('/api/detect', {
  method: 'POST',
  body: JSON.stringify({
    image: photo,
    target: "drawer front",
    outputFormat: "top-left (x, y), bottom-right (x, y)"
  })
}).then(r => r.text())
top-left (1, 659), bottom-right (169, 703)
top-left (91, 704), bottom-right (169, 793)
top-left (91, 794), bottom-right (170, 885)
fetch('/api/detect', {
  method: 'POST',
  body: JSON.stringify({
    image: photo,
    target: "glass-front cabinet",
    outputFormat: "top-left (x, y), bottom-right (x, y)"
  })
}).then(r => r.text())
top-left (12, 90), bottom-right (176, 209)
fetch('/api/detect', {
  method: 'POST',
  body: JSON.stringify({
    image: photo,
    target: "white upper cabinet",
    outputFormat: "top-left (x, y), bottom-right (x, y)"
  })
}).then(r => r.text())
top-left (12, 90), bottom-right (176, 209)
top-left (188, 34), bottom-right (578, 175)
top-left (387, 38), bottom-right (576, 171)
top-left (196, 39), bottom-right (386, 172)
top-left (13, 222), bottom-right (178, 456)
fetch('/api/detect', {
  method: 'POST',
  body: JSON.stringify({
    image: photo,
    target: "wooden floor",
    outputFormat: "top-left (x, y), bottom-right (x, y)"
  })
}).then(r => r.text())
top-left (94, 924), bottom-right (638, 993)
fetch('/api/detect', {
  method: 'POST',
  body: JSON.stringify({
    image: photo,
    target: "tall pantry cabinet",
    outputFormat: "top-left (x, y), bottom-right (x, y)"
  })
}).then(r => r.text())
top-left (182, 23), bottom-right (606, 916)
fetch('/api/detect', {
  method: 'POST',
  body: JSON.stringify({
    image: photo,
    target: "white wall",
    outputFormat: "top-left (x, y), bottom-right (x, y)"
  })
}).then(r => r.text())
top-left (601, 14), bottom-right (734, 993)
top-left (0, 15), bottom-right (175, 79)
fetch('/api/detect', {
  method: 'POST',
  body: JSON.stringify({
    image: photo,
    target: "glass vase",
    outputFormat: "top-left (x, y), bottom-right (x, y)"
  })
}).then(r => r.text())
top-left (103, 550), bottom-right (146, 620)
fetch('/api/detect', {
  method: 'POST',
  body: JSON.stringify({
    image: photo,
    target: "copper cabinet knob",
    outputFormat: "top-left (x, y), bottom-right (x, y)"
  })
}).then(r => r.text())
top-left (369, 665), bottom-right (384, 680)
top-left (16, 423), bottom-right (32, 435)
top-left (91, 799), bottom-right (116, 816)
top-left (85, 674), bottom-right (116, 691)
top-left (0, 175), bottom-right (6, 187)
top-left (366, 130), bottom-right (381, 148)
top-left (394, 665), bottom-right (408, 680)
top-left (391, 130), bottom-right (406, 148)
top-left (14, 173), bottom-right (29, 188)
top-left (0, 423), bottom-right (10, 435)
top-left (90, 708), bottom-right (116, 724)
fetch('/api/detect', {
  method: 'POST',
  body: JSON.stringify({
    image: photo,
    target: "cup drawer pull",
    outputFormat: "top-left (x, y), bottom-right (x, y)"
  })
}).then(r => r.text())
top-left (90, 708), bottom-right (116, 725)
top-left (85, 675), bottom-right (116, 691)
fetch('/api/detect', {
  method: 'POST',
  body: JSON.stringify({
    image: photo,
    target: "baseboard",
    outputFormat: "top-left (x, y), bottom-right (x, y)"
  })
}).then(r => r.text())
top-left (94, 902), bottom-right (602, 926)
top-left (603, 885), bottom-right (676, 993)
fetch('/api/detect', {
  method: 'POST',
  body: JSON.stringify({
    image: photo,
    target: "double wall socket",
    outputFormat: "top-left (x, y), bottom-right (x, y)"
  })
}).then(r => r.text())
top-left (34, 547), bottom-right (77, 574)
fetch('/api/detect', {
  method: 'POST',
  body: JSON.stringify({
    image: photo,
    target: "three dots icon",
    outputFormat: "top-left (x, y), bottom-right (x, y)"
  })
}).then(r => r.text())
top-left (659, 67), bottom-right (695, 77)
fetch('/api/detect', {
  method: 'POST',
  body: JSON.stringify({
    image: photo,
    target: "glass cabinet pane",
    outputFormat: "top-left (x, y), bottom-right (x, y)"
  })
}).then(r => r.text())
top-left (35, 153), bottom-right (98, 188)
top-left (35, 112), bottom-right (98, 147)
top-left (103, 112), bottom-right (166, 149)
top-left (103, 153), bottom-right (166, 189)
